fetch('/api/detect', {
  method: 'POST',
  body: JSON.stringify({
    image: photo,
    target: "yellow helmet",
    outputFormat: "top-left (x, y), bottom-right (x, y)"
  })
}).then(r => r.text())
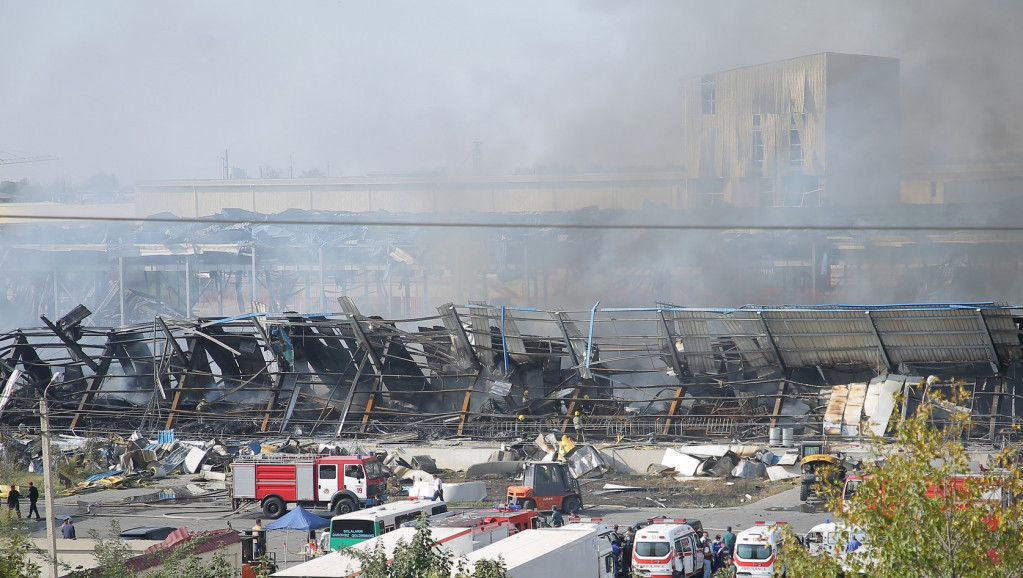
top-left (574, 411), bottom-right (580, 416)
top-left (518, 414), bottom-right (526, 421)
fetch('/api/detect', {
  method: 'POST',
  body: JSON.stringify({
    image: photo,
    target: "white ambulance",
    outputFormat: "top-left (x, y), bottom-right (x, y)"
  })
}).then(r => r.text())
top-left (631, 520), bottom-right (705, 578)
top-left (733, 521), bottom-right (786, 578)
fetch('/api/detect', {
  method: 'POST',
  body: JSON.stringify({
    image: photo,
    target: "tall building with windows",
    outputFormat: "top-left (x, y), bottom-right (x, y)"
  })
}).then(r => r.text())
top-left (682, 52), bottom-right (900, 208)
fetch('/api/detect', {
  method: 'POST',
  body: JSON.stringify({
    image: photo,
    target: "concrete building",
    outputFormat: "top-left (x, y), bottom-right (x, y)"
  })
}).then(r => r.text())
top-left (681, 52), bottom-right (900, 208)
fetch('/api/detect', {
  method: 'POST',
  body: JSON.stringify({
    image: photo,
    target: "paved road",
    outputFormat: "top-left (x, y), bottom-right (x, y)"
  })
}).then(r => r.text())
top-left (583, 486), bottom-right (834, 534)
top-left (25, 477), bottom-right (832, 570)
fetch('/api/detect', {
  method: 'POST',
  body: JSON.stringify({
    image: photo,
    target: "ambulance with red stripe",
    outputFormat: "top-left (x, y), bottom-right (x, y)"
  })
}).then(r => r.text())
top-left (631, 519), bottom-right (705, 578)
top-left (734, 521), bottom-right (786, 578)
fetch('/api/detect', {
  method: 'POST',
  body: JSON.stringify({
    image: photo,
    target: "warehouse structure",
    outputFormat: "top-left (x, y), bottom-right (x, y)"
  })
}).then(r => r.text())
top-left (2, 53), bottom-right (1023, 442)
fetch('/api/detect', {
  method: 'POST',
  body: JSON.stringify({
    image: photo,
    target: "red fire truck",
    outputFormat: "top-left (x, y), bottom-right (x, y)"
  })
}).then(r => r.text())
top-left (232, 453), bottom-right (391, 518)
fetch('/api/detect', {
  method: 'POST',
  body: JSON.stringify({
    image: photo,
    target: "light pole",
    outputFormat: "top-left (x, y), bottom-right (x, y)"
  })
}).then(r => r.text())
top-left (40, 372), bottom-right (63, 578)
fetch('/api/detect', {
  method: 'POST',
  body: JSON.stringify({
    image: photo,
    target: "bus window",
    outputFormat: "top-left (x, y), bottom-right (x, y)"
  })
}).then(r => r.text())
top-left (331, 519), bottom-right (377, 542)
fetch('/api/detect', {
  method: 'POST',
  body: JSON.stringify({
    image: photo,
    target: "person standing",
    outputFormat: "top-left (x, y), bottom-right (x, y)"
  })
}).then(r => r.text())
top-left (711, 534), bottom-right (724, 571)
top-left (431, 474), bottom-right (444, 501)
top-left (6, 485), bottom-right (21, 518)
top-left (622, 530), bottom-right (634, 577)
top-left (572, 411), bottom-right (585, 442)
top-left (702, 538), bottom-right (713, 578)
top-left (723, 526), bottom-right (737, 556)
top-left (551, 505), bottom-right (564, 527)
top-left (61, 518), bottom-right (76, 539)
top-left (27, 481), bottom-right (40, 520)
top-left (252, 519), bottom-right (265, 557)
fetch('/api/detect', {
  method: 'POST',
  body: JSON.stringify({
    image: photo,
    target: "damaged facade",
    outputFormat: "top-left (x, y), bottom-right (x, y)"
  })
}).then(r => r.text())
top-left (2, 301), bottom-right (1022, 444)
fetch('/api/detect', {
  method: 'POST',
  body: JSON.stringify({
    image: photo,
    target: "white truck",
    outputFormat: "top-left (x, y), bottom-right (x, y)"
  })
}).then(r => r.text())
top-left (273, 526), bottom-right (476, 577)
top-left (457, 525), bottom-right (618, 578)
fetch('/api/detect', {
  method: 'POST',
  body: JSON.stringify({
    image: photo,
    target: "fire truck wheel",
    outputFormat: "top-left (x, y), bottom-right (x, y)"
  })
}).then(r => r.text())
top-left (522, 499), bottom-right (536, 510)
top-left (333, 498), bottom-right (357, 516)
top-left (262, 496), bottom-right (286, 519)
top-left (562, 496), bottom-right (581, 515)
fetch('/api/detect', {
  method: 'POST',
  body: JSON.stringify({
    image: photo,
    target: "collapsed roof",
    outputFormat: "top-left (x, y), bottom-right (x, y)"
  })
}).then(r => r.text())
top-left (2, 300), bottom-right (1021, 443)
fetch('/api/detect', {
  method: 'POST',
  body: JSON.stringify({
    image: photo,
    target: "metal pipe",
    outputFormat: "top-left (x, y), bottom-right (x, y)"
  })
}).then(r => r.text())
top-left (585, 301), bottom-right (600, 374)
top-left (501, 305), bottom-right (509, 373)
top-left (41, 372), bottom-right (63, 578)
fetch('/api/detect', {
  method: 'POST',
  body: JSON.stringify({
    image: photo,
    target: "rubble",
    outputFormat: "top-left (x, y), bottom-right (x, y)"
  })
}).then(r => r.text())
top-left (2, 301), bottom-right (1018, 447)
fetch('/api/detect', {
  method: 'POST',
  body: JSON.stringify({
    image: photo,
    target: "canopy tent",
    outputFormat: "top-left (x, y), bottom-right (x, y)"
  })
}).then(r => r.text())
top-left (266, 505), bottom-right (330, 531)
top-left (265, 506), bottom-right (330, 567)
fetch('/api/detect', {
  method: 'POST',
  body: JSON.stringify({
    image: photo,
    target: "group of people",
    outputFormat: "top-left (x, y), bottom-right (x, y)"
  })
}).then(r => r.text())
top-left (609, 525), bottom-right (633, 578)
top-left (697, 526), bottom-right (737, 578)
top-left (5, 482), bottom-right (42, 520)
top-left (7, 482), bottom-right (78, 539)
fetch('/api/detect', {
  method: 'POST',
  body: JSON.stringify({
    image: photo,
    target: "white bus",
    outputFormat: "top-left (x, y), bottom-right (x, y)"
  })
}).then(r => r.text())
top-left (327, 499), bottom-right (448, 550)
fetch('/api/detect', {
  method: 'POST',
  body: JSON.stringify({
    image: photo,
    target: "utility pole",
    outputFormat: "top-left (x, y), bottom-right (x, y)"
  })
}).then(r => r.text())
top-left (40, 372), bottom-right (63, 578)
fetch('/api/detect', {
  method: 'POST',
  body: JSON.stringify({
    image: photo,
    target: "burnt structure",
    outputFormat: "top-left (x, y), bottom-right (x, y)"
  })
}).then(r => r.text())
top-left (681, 52), bottom-right (901, 208)
top-left (2, 300), bottom-right (1022, 443)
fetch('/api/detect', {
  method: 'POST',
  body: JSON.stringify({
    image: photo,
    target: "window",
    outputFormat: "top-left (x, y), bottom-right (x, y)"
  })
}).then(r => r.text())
top-left (635, 541), bottom-right (671, 557)
top-left (364, 461), bottom-right (388, 479)
top-left (701, 75), bottom-right (716, 114)
top-left (789, 130), bottom-right (803, 169)
top-left (319, 465), bottom-right (336, 480)
top-left (682, 537), bottom-right (694, 557)
top-left (330, 520), bottom-right (377, 540)
top-left (789, 113), bottom-right (805, 169)
top-left (736, 543), bottom-right (773, 560)
top-left (344, 465), bottom-right (363, 479)
top-left (431, 504), bottom-right (448, 515)
top-left (752, 114), bottom-right (764, 170)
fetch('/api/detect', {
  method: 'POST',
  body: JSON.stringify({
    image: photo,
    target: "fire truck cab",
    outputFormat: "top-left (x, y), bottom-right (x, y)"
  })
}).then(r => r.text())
top-left (232, 453), bottom-right (390, 519)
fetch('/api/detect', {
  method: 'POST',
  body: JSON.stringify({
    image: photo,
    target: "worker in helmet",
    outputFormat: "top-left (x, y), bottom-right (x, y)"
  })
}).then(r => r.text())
top-left (572, 410), bottom-right (585, 442)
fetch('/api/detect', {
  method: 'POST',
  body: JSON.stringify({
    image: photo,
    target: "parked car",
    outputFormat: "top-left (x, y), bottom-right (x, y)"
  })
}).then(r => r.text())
top-left (119, 526), bottom-right (177, 540)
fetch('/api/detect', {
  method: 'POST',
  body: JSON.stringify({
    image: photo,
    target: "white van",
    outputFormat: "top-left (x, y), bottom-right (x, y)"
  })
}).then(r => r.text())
top-left (803, 521), bottom-right (870, 574)
top-left (733, 521), bottom-right (786, 578)
top-left (631, 522), bottom-right (705, 578)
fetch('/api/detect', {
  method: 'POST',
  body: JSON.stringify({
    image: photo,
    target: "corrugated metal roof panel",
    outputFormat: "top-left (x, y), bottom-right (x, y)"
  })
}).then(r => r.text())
top-left (669, 310), bottom-right (723, 374)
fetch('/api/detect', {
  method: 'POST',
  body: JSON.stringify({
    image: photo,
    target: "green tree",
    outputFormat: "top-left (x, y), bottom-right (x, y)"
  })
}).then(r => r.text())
top-left (453, 557), bottom-right (509, 578)
top-left (0, 511), bottom-right (40, 578)
top-left (70, 521), bottom-right (233, 578)
top-left (779, 382), bottom-right (1023, 577)
top-left (340, 515), bottom-right (509, 578)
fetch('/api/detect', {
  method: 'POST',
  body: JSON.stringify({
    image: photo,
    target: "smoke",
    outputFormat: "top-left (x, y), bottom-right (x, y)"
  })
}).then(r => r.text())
top-left (1, 1), bottom-right (1021, 324)
top-left (2, 1), bottom-right (1019, 183)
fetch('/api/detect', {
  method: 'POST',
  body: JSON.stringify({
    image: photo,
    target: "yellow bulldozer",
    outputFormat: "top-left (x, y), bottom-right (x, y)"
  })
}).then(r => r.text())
top-left (799, 439), bottom-right (846, 502)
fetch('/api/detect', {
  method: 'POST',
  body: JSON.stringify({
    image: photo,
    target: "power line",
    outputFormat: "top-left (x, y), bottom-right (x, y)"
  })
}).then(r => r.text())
top-left (0, 212), bottom-right (1020, 232)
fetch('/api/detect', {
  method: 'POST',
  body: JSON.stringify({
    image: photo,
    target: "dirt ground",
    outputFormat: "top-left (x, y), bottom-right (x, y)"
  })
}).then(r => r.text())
top-left (451, 471), bottom-right (798, 511)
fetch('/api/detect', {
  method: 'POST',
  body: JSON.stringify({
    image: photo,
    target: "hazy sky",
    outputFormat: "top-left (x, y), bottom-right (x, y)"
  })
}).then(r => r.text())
top-left (2, 0), bottom-right (1021, 185)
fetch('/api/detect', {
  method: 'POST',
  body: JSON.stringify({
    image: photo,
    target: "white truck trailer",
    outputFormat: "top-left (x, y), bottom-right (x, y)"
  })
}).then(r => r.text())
top-left (457, 525), bottom-right (618, 578)
top-left (273, 526), bottom-right (474, 578)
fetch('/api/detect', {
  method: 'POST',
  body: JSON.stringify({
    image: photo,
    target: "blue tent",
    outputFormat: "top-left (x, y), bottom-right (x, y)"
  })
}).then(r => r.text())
top-left (265, 505), bottom-right (330, 531)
